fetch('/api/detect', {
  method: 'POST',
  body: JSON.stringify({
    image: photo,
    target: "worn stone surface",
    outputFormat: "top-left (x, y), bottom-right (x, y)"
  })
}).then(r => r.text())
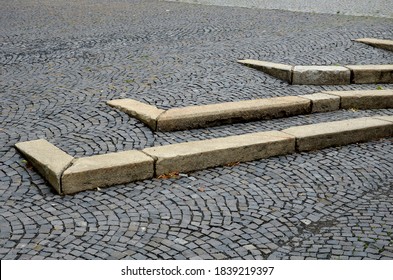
top-left (346, 65), bottom-right (393, 84)
top-left (107, 99), bottom-right (165, 130)
top-left (355, 38), bottom-right (393, 52)
top-left (374, 115), bottom-right (393, 123)
top-left (325, 89), bottom-right (393, 109)
top-left (283, 117), bottom-right (393, 151)
top-left (143, 131), bottom-right (295, 175)
top-left (292, 66), bottom-right (350, 85)
top-left (15, 139), bottom-right (74, 194)
top-left (157, 96), bottom-right (310, 131)
top-left (237, 59), bottom-right (293, 82)
top-left (62, 151), bottom-right (154, 194)
top-left (299, 93), bottom-right (340, 113)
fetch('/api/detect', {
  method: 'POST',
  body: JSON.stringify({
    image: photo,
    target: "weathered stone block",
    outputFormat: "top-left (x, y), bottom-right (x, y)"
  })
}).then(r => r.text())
top-left (299, 93), bottom-right (340, 113)
top-left (157, 96), bottom-right (311, 131)
top-left (355, 38), bottom-right (393, 52)
top-left (346, 65), bottom-right (393, 84)
top-left (238, 59), bottom-right (293, 82)
top-left (325, 89), bottom-right (393, 109)
top-left (15, 139), bottom-right (74, 194)
top-left (292, 66), bottom-right (350, 85)
top-left (62, 150), bottom-right (154, 195)
top-left (107, 99), bottom-right (165, 130)
top-left (143, 131), bottom-right (295, 175)
top-left (283, 117), bottom-right (393, 152)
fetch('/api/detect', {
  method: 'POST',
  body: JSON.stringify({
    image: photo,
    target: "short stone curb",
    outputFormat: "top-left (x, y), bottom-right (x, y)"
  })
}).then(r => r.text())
top-left (143, 131), bottom-right (295, 175)
top-left (15, 139), bottom-right (74, 194)
top-left (283, 117), bottom-right (393, 152)
top-left (108, 90), bottom-right (393, 131)
top-left (238, 59), bottom-right (393, 85)
top-left (62, 151), bottom-right (154, 195)
top-left (354, 38), bottom-right (393, 52)
top-left (15, 116), bottom-right (393, 195)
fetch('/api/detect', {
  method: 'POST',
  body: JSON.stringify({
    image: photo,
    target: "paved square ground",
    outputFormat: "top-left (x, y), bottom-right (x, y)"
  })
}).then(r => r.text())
top-left (1, 0), bottom-right (393, 259)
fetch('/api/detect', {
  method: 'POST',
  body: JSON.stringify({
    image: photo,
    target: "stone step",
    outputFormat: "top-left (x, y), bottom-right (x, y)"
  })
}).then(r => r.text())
top-left (107, 90), bottom-right (393, 131)
top-left (62, 151), bottom-right (154, 195)
top-left (354, 38), bottom-right (393, 52)
top-left (15, 139), bottom-right (74, 194)
top-left (238, 59), bottom-right (393, 85)
top-left (15, 116), bottom-right (393, 195)
top-left (283, 117), bottom-right (393, 152)
top-left (143, 131), bottom-right (295, 175)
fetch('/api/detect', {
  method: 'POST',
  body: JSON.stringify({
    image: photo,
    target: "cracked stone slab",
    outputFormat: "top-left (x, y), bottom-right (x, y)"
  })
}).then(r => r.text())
top-left (14, 139), bottom-right (74, 194)
top-left (62, 151), bottom-right (154, 195)
top-left (143, 131), bottom-right (295, 175)
top-left (282, 117), bottom-right (393, 152)
top-left (354, 38), bottom-right (393, 52)
top-left (157, 96), bottom-right (310, 131)
top-left (346, 65), bottom-right (393, 84)
top-left (237, 59), bottom-right (293, 82)
top-left (292, 65), bottom-right (350, 85)
top-left (324, 89), bottom-right (393, 109)
top-left (107, 99), bottom-right (165, 130)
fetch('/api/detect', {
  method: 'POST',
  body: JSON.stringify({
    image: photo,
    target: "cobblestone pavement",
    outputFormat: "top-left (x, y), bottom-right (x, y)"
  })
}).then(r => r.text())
top-left (1, 0), bottom-right (393, 260)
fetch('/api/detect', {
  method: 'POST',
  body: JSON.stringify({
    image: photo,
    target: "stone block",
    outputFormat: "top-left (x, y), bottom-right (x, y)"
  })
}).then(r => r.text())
top-left (282, 117), bottom-right (393, 152)
top-left (157, 96), bottom-right (311, 131)
top-left (238, 59), bottom-right (293, 82)
top-left (292, 65), bottom-right (350, 85)
top-left (15, 139), bottom-right (74, 194)
top-left (143, 131), bottom-right (295, 175)
top-left (107, 99), bottom-right (165, 130)
top-left (325, 89), bottom-right (393, 109)
top-left (355, 38), bottom-right (393, 52)
top-left (346, 65), bottom-right (393, 84)
top-left (299, 93), bottom-right (340, 113)
top-left (62, 150), bottom-right (154, 194)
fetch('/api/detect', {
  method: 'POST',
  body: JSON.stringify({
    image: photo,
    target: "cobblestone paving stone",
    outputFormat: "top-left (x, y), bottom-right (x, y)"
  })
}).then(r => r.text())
top-left (1, 0), bottom-right (393, 259)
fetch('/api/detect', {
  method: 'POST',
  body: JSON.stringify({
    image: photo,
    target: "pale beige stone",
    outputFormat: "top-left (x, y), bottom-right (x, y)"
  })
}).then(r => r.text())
top-left (15, 139), bottom-right (74, 194)
top-left (238, 59), bottom-right (293, 82)
top-left (282, 117), bottom-right (393, 152)
top-left (373, 116), bottom-right (393, 123)
top-left (143, 131), bottom-right (295, 175)
top-left (325, 89), bottom-right (393, 109)
top-left (346, 65), bottom-right (393, 84)
top-left (299, 93), bottom-right (340, 112)
top-left (355, 38), bottom-right (393, 52)
top-left (157, 96), bottom-right (311, 131)
top-left (107, 99), bottom-right (165, 130)
top-left (292, 65), bottom-right (350, 85)
top-left (62, 150), bottom-right (154, 194)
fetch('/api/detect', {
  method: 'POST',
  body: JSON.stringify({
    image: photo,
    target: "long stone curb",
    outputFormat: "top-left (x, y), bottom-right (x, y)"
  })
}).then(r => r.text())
top-left (108, 90), bottom-right (393, 131)
top-left (354, 38), bottom-right (393, 52)
top-left (15, 115), bottom-right (393, 195)
top-left (237, 59), bottom-right (393, 85)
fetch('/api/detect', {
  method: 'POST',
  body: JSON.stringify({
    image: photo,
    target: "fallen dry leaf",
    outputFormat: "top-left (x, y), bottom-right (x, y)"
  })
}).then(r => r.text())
top-left (157, 171), bottom-right (179, 179)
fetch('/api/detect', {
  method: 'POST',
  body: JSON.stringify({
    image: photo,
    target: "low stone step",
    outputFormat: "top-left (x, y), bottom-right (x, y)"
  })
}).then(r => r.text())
top-left (107, 99), bottom-right (165, 130)
top-left (238, 59), bottom-right (393, 85)
top-left (15, 116), bottom-right (393, 195)
top-left (354, 38), bottom-right (393, 52)
top-left (282, 117), bottom-right (393, 152)
top-left (346, 65), bottom-right (393, 84)
top-left (15, 139), bottom-right (74, 194)
top-left (157, 96), bottom-right (311, 131)
top-left (324, 89), bottom-right (393, 109)
top-left (237, 59), bottom-right (293, 82)
top-left (61, 150), bottom-right (154, 195)
top-left (108, 90), bottom-right (393, 131)
top-left (143, 131), bottom-right (296, 175)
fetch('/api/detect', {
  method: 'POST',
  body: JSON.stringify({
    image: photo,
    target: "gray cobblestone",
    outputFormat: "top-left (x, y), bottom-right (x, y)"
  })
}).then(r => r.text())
top-left (1, 0), bottom-right (393, 260)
